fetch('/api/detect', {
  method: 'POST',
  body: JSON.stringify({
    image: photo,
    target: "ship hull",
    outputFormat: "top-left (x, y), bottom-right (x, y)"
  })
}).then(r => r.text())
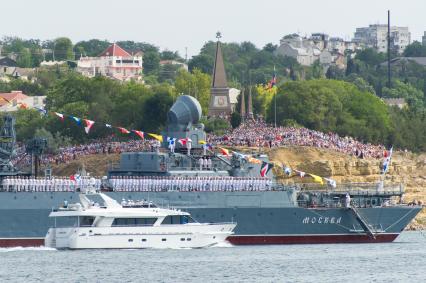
top-left (0, 191), bottom-right (421, 247)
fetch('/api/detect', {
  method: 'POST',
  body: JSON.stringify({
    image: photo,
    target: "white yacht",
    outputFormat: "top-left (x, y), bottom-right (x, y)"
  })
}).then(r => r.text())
top-left (45, 192), bottom-right (236, 249)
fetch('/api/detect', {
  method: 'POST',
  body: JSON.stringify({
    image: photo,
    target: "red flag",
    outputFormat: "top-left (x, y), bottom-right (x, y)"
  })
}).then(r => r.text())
top-left (219, 147), bottom-right (231, 156)
top-left (70, 174), bottom-right (76, 182)
top-left (118, 127), bottom-right (130, 134)
top-left (84, 119), bottom-right (95, 134)
top-left (178, 138), bottom-right (187, 146)
top-left (132, 130), bottom-right (144, 139)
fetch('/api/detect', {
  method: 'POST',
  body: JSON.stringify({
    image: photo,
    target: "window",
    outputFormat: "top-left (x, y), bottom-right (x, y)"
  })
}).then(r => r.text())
top-left (142, 239), bottom-right (147, 242)
top-left (161, 215), bottom-right (196, 225)
top-left (162, 238), bottom-right (167, 242)
top-left (80, 216), bottom-right (95, 227)
top-left (180, 238), bottom-right (185, 241)
top-left (112, 218), bottom-right (157, 226)
top-left (54, 216), bottom-right (78, 228)
top-left (186, 238), bottom-right (191, 241)
top-left (128, 239), bottom-right (133, 242)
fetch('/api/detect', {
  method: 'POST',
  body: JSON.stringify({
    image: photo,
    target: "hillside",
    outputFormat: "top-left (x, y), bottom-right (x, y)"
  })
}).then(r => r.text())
top-left (49, 147), bottom-right (426, 229)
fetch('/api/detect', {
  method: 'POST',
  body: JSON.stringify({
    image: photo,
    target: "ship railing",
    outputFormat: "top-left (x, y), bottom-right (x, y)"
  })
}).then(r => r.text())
top-left (296, 182), bottom-right (404, 196)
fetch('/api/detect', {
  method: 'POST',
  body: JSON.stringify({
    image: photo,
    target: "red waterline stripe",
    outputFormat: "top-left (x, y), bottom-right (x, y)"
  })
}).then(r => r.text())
top-left (227, 234), bottom-right (399, 245)
top-left (0, 238), bottom-right (44, 248)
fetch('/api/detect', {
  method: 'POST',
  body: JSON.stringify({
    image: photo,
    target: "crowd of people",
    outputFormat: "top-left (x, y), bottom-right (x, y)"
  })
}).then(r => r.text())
top-left (1, 176), bottom-right (101, 192)
top-left (208, 119), bottom-right (386, 159)
top-left (12, 119), bottom-right (388, 168)
top-left (13, 139), bottom-right (158, 167)
top-left (109, 176), bottom-right (274, 192)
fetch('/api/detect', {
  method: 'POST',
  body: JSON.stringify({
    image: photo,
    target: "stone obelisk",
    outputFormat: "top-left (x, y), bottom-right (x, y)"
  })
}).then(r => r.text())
top-left (247, 85), bottom-right (254, 120)
top-left (208, 32), bottom-right (232, 117)
top-left (240, 88), bottom-right (246, 123)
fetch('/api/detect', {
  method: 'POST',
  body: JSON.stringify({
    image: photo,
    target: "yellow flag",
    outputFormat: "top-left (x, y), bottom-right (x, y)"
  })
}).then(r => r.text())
top-left (199, 140), bottom-right (206, 145)
top-left (247, 156), bottom-right (262, 164)
top-left (309, 174), bottom-right (324, 185)
top-left (148, 133), bottom-right (163, 142)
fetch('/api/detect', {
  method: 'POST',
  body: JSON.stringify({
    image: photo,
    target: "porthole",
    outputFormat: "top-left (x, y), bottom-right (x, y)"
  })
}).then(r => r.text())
top-left (142, 239), bottom-right (147, 242)
top-left (34, 196), bottom-right (37, 199)
top-left (162, 238), bottom-right (167, 242)
top-left (197, 195), bottom-right (200, 199)
top-left (128, 239), bottom-right (133, 242)
top-left (50, 196), bottom-right (53, 199)
top-left (186, 238), bottom-right (191, 241)
top-left (180, 238), bottom-right (185, 241)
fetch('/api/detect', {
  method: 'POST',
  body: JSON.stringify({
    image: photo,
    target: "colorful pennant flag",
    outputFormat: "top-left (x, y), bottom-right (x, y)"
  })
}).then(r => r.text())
top-left (54, 112), bottom-right (64, 121)
top-left (247, 156), bottom-right (262, 164)
top-left (309, 173), bottom-right (324, 185)
top-left (284, 166), bottom-right (292, 176)
top-left (219, 147), bottom-right (231, 156)
top-left (199, 140), bottom-right (206, 145)
top-left (324, 178), bottom-right (337, 188)
top-left (118, 127), bottom-right (130, 134)
top-left (34, 107), bottom-right (47, 116)
top-left (260, 161), bottom-right (274, 177)
top-left (84, 119), bottom-right (95, 134)
top-left (132, 130), bottom-right (144, 139)
top-left (295, 170), bottom-right (306, 178)
top-left (70, 116), bottom-right (81, 125)
top-left (148, 133), bottom-right (163, 142)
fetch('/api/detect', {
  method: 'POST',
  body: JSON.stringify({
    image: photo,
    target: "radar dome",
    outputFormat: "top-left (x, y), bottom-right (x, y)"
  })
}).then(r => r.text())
top-left (167, 95), bottom-right (202, 126)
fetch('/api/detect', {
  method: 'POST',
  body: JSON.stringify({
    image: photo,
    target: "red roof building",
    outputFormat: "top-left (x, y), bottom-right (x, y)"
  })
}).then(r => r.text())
top-left (0, 91), bottom-right (46, 112)
top-left (98, 43), bottom-right (132, 57)
top-left (77, 43), bottom-right (143, 82)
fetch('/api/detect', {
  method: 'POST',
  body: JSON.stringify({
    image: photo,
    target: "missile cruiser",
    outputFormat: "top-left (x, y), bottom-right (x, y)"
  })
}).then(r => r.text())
top-left (0, 95), bottom-right (422, 247)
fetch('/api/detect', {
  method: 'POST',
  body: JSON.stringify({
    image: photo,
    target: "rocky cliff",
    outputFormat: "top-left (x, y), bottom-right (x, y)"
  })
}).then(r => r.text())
top-left (268, 146), bottom-right (426, 229)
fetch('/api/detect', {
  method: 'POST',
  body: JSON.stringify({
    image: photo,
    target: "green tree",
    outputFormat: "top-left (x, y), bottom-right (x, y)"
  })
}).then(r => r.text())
top-left (73, 39), bottom-right (110, 57)
top-left (175, 68), bottom-right (211, 114)
top-left (53, 37), bottom-right (74, 61)
top-left (382, 80), bottom-right (425, 109)
top-left (268, 79), bottom-right (391, 144)
top-left (143, 51), bottom-right (160, 76)
top-left (403, 41), bottom-right (426, 57)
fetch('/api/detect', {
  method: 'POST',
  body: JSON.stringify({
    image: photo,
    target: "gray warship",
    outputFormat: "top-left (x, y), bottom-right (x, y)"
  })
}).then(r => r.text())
top-left (0, 96), bottom-right (422, 247)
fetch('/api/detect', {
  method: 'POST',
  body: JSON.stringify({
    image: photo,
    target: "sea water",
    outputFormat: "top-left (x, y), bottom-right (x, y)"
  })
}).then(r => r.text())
top-left (0, 231), bottom-right (425, 283)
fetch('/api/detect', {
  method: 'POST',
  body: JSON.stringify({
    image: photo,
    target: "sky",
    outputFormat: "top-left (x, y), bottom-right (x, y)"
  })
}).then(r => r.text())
top-left (2, 0), bottom-right (426, 58)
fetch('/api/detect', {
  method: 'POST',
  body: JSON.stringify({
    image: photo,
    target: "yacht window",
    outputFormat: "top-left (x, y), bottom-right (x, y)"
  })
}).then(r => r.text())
top-left (112, 218), bottom-right (157, 226)
top-left (186, 238), bottom-right (191, 241)
top-left (54, 216), bottom-right (78, 228)
top-left (142, 239), bottom-right (147, 242)
top-left (180, 238), bottom-right (185, 241)
top-left (79, 216), bottom-right (95, 227)
top-left (161, 215), bottom-right (196, 225)
top-left (162, 238), bottom-right (167, 241)
top-left (128, 239), bottom-right (133, 242)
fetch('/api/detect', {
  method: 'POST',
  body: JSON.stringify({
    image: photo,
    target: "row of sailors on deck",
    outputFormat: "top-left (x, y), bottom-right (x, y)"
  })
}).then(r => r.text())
top-left (109, 176), bottom-right (274, 192)
top-left (1, 176), bottom-right (101, 192)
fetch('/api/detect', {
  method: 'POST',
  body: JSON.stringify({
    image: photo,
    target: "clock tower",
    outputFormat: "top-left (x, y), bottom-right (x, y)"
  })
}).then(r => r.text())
top-left (208, 32), bottom-right (232, 117)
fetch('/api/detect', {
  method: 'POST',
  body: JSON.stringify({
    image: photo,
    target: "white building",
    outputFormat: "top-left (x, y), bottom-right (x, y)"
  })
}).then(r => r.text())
top-left (275, 34), bottom-right (343, 67)
top-left (77, 43), bottom-right (143, 81)
top-left (353, 25), bottom-right (410, 54)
